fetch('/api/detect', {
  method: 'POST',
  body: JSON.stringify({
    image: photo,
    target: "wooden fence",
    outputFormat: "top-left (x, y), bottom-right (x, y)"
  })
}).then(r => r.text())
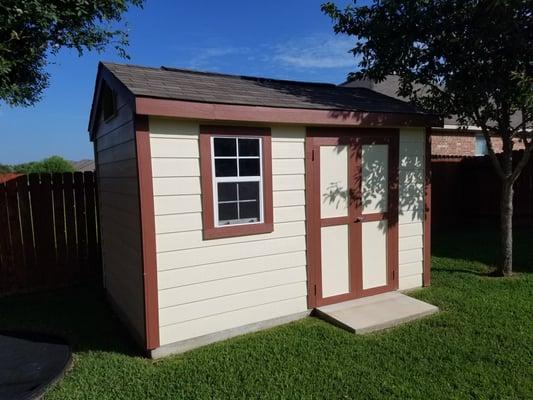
top-left (0, 172), bottom-right (101, 296)
top-left (432, 151), bottom-right (533, 230)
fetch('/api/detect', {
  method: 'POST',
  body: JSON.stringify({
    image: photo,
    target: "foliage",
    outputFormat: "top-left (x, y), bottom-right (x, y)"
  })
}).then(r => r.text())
top-left (0, 0), bottom-right (144, 106)
top-left (1, 228), bottom-right (532, 399)
top-left (322, 0), bottom-right (533, 274)
top-left (12, 156), bottom-right (74, 174)
top-left (322, 0), bottom-right (533, 174)
top-left (0, 163), bottom-right (12, 173)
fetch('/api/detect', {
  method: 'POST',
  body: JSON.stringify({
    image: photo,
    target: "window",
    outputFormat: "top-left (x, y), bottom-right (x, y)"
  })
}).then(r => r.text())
top-left (474, 134), bottom-right (488, 156)
top-left (200, 126), bottom-right (273, 239)
top-left (101, 83), bottom-right (117, 121)
top-left (213, 137), bottom-right (263, 225)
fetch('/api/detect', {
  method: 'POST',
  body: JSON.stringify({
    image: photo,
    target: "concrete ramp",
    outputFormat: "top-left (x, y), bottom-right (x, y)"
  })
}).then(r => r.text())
top-left (315, 292), bottom-right (438, 334)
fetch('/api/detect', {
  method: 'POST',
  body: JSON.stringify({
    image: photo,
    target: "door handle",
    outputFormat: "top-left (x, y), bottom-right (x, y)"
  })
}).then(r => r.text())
top-left (354, 216), bottom-right (364, 223)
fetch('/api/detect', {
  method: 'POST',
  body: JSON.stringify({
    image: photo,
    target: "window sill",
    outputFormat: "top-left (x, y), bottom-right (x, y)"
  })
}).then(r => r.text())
top-left (203, 222), bottom-right (273, 240)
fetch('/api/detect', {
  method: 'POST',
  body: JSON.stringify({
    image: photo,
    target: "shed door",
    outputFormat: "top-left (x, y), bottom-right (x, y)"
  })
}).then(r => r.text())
top-left (306, 131), bottom-right (399, 307)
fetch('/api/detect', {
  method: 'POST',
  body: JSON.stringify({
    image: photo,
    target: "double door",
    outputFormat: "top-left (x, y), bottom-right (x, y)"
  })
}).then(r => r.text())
top-left (306, 129), bottom-right (399, 307)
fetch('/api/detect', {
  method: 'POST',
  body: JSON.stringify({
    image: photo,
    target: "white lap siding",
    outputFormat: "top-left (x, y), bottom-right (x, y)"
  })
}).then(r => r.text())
top-left (94, 98), bottom-right (145, 344)
top-left (149, 118), bottom-right (308, 346)
top-left (398, 128), bottom-right (426, 290)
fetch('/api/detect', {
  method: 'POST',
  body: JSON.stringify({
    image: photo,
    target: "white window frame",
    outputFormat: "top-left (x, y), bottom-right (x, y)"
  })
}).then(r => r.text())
top-left (210, 136), bottom-right (264, 227)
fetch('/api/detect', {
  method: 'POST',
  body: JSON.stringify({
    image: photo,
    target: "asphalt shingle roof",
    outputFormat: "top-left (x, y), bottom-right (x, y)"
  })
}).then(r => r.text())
top-left (342, 75), bottom-right (524, 127)
top-left (102, 62), bottom-right (432, 116)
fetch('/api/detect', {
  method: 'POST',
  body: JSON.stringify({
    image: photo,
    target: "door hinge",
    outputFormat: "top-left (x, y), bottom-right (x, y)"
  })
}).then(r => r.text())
top-left (392, 270), bottom-right (396, 280)
top-left (314, 284), bottom-right (317, 295)
top-left (311, 149), bottom-right (315, 161)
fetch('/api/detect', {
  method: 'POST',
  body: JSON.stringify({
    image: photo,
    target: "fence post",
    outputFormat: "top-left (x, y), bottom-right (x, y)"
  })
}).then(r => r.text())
top-left (84, 171), bottom-right (97, 278)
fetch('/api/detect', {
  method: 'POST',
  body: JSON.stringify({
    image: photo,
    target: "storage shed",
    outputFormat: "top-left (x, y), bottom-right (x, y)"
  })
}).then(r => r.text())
top-left (88, 62), bottom-right (441, 357)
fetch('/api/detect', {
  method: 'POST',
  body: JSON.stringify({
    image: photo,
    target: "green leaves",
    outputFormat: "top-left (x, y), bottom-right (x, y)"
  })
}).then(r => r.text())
top-left (4, 156), bottom-right (75, 174)
top-left (323, 0), bottom-right (533, 132)
top-left (0, 0), bottom-right (144, 107)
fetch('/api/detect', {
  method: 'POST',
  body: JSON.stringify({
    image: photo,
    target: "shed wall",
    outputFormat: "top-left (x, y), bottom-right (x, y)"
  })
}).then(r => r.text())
top-left (149, 118), bottom-right (308, 346)
top-left (398, 128), bottom-right (426, 289)
top-left (94, 94), bottom-right (145, 344)
top-left (149, 120), bottom-right (426, 346)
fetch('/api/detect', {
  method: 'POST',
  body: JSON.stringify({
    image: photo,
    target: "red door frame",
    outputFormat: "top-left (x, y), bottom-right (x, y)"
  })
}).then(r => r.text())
top-left (305, 128), bottom-right (399, 308)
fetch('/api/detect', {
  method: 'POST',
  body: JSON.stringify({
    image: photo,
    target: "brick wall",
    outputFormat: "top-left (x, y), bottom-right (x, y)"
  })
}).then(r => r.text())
top-left (432, 132), bottom-right (525, 156)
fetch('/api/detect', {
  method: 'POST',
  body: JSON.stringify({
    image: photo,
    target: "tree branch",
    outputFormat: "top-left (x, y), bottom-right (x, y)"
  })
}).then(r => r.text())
top-left (474, 112), bottom-right (506, 179)
top-left (510, 114), bottom-right (533, 135)
top-left (511, 138), bottom-right (533, 182)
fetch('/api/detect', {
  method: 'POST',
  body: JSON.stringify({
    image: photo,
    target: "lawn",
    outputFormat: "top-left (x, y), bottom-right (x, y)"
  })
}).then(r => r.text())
top-left (1, 226), bottom-right (532, 399)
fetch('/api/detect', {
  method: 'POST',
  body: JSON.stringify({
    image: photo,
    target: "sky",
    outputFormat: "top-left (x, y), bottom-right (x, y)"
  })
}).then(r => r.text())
top-left (0, 0), bottom-right (362, 164)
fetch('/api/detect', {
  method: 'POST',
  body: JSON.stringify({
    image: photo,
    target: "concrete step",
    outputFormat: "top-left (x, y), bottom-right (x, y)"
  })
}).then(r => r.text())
top-left (315, 291), bottom-right (438, 334)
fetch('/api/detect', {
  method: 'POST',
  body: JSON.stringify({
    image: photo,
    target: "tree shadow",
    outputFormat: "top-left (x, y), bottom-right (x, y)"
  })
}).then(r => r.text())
top-left (432, 225), bottom-right (533, 275)
top-left (0, 284), bottom-right (141, 356)
top-left (320, 138), bottom-right (425, 233)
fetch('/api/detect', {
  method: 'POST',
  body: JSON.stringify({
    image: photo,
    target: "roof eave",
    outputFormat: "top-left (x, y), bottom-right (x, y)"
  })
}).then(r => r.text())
top-left (134, 96), bottom-right (442, 128)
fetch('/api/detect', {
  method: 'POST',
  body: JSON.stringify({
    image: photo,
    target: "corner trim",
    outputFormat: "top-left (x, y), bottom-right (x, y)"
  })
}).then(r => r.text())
top-left (423, 128), bottom-right (432, 286)
top-left (135, 114), bottom-right (160, 349)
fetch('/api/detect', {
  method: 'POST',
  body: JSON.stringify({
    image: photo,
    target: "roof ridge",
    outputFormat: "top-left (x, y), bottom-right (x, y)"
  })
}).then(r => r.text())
top-left (101, 61), bottom-right (162, 71)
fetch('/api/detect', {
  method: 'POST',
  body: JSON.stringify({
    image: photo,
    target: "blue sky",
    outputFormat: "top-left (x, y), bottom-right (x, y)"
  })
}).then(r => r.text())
top-left (0, 0), bottom-right (361, 164)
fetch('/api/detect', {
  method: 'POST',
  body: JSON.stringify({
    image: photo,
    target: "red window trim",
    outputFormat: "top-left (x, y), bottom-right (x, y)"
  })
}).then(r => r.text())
top-left (199, 125), bottom-right (273, 240)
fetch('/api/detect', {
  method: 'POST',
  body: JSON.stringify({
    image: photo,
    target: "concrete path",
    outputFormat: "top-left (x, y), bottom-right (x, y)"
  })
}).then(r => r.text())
top-left (315, 291), bottom-right (438, 334)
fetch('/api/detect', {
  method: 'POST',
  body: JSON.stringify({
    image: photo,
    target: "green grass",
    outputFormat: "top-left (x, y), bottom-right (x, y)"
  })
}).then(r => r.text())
top-left (1, 227), bottom-right (532, 399)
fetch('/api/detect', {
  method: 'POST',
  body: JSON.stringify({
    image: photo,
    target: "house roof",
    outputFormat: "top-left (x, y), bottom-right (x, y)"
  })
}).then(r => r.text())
top-left (102, 62), bottom-right (434, 116)
top-left (70, 159), bottom-right (95, 172)
top-left (341, 75), bottom-right (525, 128)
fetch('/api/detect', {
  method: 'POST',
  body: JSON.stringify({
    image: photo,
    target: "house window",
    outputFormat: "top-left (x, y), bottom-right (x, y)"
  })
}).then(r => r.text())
top-left (200, 126), bottom-right (273, 239)
top-left (474, 134), bottom-right (488, 156)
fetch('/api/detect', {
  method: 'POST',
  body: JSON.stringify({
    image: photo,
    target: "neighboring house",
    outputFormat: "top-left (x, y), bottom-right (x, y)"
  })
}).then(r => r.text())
top-left (342, 75), bottom-right (526, 157)
top-left (88, 62), bottom-right (441, 357)
top-left (71, 159), bottom-right (95, 172)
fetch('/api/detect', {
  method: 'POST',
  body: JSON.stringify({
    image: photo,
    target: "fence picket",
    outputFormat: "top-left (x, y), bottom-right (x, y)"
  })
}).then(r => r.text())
top-left (74, 172), bottom-right (88, 279)
top-left (0, 184), bottom-right (12, 293)
top-left (39, 174), bottom-right (56, 288)
top-left (16, 175), bottom-right (35, 287)
top-left (63, 173), bottom-right (78, 282)
top-left (52, 173), bottom-right (67, 285)
top-left (6, 179), bottom-right (24, 291)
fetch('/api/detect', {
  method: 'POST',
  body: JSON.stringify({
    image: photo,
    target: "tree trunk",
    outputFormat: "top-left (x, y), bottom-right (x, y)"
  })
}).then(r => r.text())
top-left (499, 178), bottom-right (514, 276)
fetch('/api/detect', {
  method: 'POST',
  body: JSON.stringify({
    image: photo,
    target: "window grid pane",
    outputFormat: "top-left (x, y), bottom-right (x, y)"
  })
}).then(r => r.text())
top-left (212, 136), bottom-right (263, 226)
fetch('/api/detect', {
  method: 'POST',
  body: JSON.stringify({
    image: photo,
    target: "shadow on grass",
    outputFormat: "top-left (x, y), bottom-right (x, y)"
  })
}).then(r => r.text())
top-left (0, 284), bottom-right (141, 356)
top-left (432, 224), bottom-right (533, 275)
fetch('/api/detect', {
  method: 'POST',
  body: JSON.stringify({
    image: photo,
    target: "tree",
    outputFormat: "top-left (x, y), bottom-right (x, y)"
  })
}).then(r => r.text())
top-left (323, 0), bottom-right (533, 276)
top-left (0, 164), bottom-right (12, 173)
top-left (13, 156), bottom-right (74, 174)
top-left (1, 0), bottom-right (143, 106)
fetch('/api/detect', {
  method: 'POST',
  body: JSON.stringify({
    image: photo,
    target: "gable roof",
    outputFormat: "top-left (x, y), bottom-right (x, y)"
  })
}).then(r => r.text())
top-left (102, 62), bottom-right (434, 116)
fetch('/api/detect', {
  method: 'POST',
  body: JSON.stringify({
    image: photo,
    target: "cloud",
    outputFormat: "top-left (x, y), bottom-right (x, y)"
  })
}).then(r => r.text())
top-left (171, 34), bottom-right (358, 80)
top-left (273, 35), bottom-right (357, 69)
top-left (187, 46), bottom-right (252, 69)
